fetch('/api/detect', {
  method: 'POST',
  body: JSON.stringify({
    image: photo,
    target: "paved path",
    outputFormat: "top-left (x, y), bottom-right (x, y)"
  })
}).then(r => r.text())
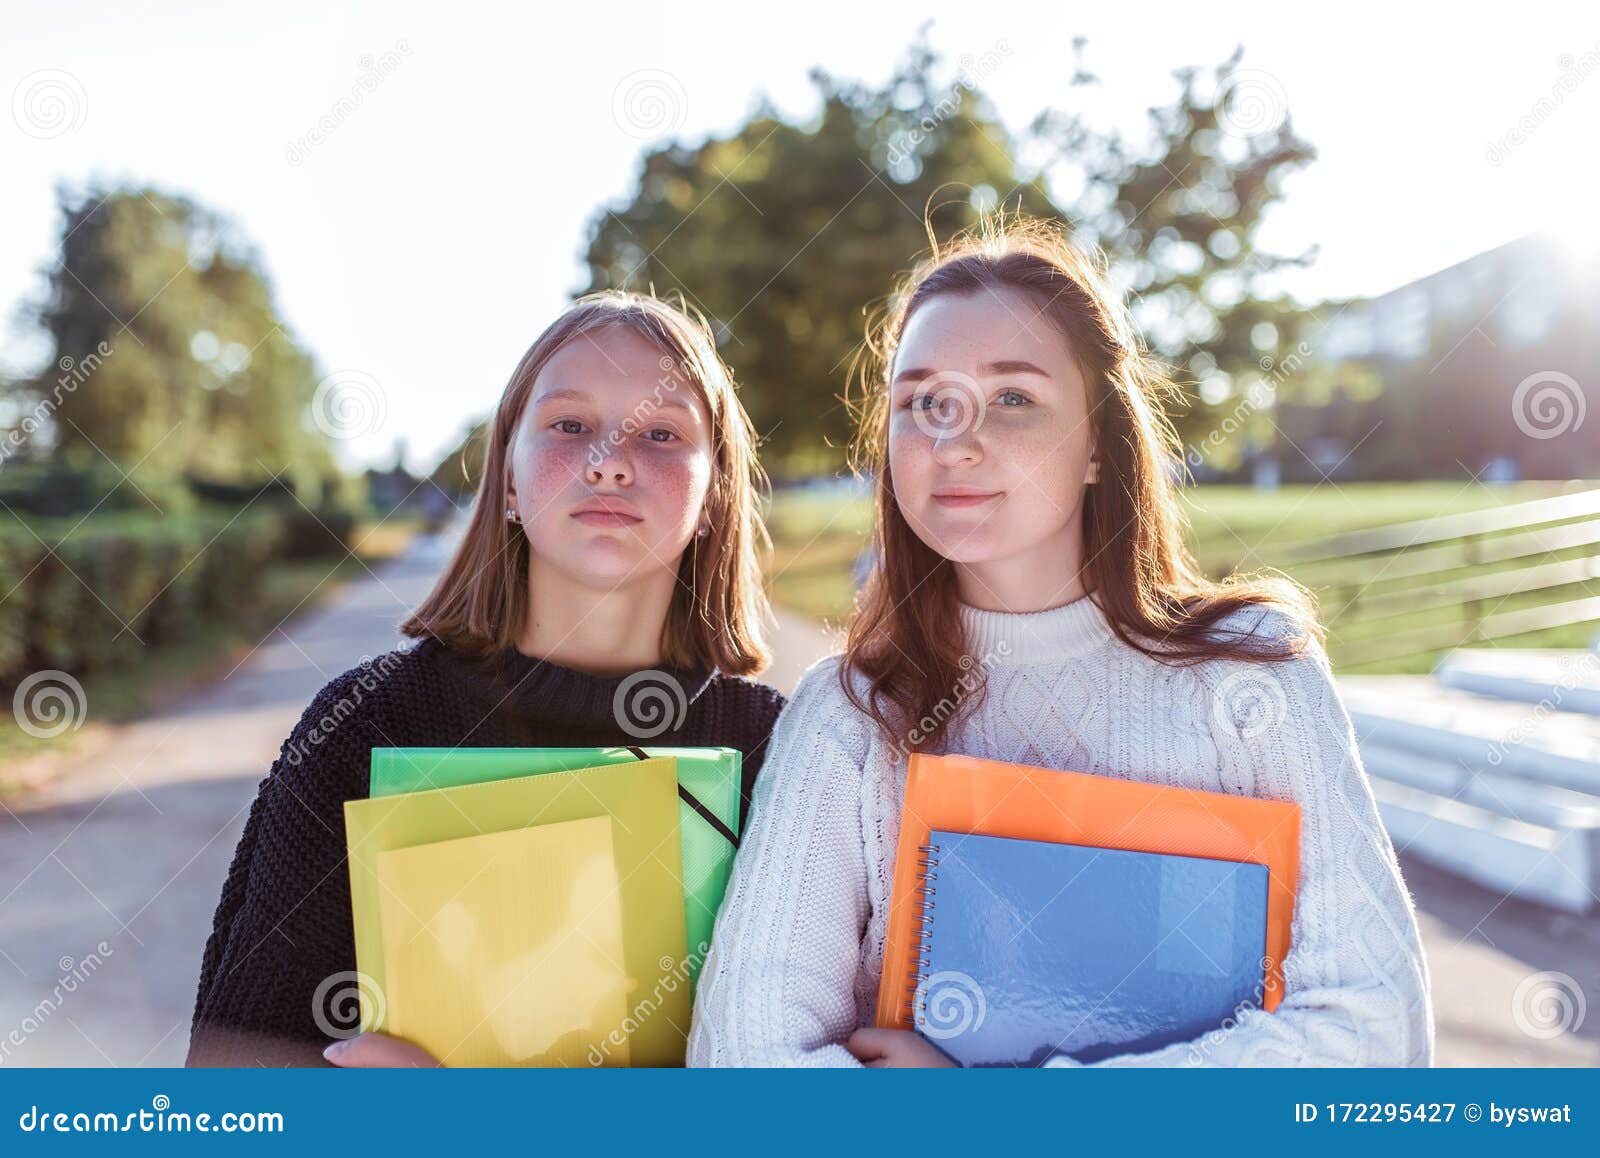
top-left (0, 533), bottom-right (835, 1066)
top-left (0, 538), bottom-right (1592, 1065)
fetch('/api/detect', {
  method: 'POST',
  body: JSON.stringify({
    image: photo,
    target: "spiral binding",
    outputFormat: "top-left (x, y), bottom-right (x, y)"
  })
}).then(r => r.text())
top-left (903, 843), bottom-right (940, 1024)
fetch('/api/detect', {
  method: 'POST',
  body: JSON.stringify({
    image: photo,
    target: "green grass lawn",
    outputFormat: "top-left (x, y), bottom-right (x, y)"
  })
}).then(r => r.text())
top-left (764, 480), bottom-right (1600, 673)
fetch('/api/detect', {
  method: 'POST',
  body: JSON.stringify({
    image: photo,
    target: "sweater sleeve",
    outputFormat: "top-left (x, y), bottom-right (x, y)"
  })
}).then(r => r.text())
top-left (687, 656), bottom-right (872, 1067)
top-left (1047, 626), bottom-right (1435, 1068)
top-left (186, 667), bottom-right (377, 1067)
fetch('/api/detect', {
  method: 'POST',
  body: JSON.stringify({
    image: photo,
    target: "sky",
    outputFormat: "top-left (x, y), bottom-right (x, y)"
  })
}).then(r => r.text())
top-left (4, 1), bottom-right (1597, 473)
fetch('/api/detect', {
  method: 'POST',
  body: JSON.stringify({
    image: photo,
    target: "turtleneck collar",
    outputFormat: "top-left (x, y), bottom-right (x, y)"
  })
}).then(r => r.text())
top-left (417, 636), bottom-right (717, 732)
top-left (957, 591), bottom-right (1117, 666)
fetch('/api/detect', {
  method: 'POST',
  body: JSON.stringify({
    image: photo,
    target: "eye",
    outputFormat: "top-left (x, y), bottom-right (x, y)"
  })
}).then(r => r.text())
top-left (551, 418), bottom-right (587, 435)
top-left (643, 428), bottom-right (679, 443)
top-left (902, 393), bottom-right (938, 411)
top-left (996, 390), bottom-right (1030, 406)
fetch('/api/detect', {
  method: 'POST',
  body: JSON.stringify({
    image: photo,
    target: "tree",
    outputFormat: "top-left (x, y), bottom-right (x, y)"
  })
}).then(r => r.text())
top-left (582, 37), bottom-right (1318, 473)
top-left (21, 184), bottom-right (336, 490)
top-left (583, 37), bottom-right (1053, 471)
top-left (1030, 42), bottom-right (1318, 462)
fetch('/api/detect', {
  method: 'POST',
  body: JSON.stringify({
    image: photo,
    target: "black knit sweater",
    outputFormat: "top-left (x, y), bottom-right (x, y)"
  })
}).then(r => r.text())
top-left (185, 634), bottom-right (786, 1067)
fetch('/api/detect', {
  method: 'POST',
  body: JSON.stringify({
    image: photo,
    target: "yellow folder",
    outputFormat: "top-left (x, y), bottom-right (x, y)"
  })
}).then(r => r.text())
top-left (344, 756), bottom-right (690, 1066)
top-left (376, 816), bottom-right (631, 1067)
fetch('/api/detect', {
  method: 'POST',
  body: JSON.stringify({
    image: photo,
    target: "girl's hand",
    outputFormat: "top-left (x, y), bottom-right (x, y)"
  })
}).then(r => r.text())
top-left (845, 1027), bottom-right (957, 1068)
top-left (322, 1032), bottom-right (441, 1068)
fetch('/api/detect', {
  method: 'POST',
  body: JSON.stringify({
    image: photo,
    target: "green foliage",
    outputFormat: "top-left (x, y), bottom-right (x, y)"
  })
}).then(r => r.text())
top-left (584, 39), bottom-right (1055, 468)
top-left (0, 509), bottom-right (289, 688)
top-left (583, 37), bottom-right (1317, 471)
top-left (10, 184), bottom-right (339, 492)
top-left (1031, 42), bottom-right (1317, 453)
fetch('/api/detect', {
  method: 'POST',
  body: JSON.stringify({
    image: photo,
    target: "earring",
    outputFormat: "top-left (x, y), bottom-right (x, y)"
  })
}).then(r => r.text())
top-left (697, 524), bottom-right (710, 538)
top-left (506, 505), bottom-right (522, 524)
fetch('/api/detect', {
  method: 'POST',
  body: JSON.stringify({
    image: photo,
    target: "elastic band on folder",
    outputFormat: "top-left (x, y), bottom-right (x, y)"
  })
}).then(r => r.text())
top-left (625, 745), bottom-right (741, 849)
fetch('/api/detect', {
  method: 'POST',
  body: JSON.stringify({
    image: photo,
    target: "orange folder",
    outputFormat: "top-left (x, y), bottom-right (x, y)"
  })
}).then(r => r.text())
top-left (876, 753), bottom-right (1302, 1031)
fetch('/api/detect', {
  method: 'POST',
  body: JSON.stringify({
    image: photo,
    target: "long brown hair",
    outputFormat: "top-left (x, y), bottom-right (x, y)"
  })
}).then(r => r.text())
top-left (843, 214), bottom-right (1319, 750)
top-left (402, 291), bottom-right (772, 676)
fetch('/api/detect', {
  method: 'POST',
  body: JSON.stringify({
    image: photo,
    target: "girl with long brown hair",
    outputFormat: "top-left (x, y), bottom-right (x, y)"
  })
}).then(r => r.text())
top-left (188, 291), bottom-right (786, 1067)
top-left (688, 215), bottom-right (1432, 1068)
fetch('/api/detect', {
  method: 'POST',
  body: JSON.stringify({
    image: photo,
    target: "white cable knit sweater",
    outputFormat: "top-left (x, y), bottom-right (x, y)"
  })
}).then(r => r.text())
top-left (687, 594), bottom-right (1435, 1067)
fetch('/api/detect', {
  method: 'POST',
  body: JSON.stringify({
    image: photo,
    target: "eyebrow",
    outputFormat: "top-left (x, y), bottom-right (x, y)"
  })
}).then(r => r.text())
top-left (892, 359), bottom-right (1051, 386)
top-left (532, 386), bottom-right (695, 412)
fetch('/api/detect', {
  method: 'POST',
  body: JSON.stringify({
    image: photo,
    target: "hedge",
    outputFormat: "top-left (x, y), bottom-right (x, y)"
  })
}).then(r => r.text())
top-left (0, 508), bottom-right (295, 691)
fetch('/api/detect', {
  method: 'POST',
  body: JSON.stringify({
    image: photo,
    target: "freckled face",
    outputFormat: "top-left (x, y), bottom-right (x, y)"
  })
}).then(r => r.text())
top-left (505, 326), bottom-right (714, 589)
top-left (887, 287), bottom-right (1099, 573)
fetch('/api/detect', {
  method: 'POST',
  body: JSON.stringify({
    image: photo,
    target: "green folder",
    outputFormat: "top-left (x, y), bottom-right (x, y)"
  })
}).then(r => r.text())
top-left (369, 746), bottom-right (742, 988)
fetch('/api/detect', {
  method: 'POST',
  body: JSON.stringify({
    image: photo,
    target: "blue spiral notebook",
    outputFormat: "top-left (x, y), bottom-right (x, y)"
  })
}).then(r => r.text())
top-left (912, 829), bottom-right (1271, 1067)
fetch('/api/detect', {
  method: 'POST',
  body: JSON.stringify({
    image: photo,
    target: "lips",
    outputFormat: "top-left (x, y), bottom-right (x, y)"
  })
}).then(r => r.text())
top-left (931, 488), bottom-right (1003, 509)
top-left (571, 498), bottom-right (643, 526)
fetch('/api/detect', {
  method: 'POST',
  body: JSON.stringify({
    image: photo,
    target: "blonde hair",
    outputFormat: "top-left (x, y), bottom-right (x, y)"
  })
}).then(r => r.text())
top-left (403, 291), bottom-right (773, 675)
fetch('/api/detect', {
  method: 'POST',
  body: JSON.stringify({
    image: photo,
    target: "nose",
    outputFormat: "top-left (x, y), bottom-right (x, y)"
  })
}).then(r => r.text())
top-left (586, 443), bottom-right (635, 487)
top-left (930, 422), bottom-right (982, 467)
